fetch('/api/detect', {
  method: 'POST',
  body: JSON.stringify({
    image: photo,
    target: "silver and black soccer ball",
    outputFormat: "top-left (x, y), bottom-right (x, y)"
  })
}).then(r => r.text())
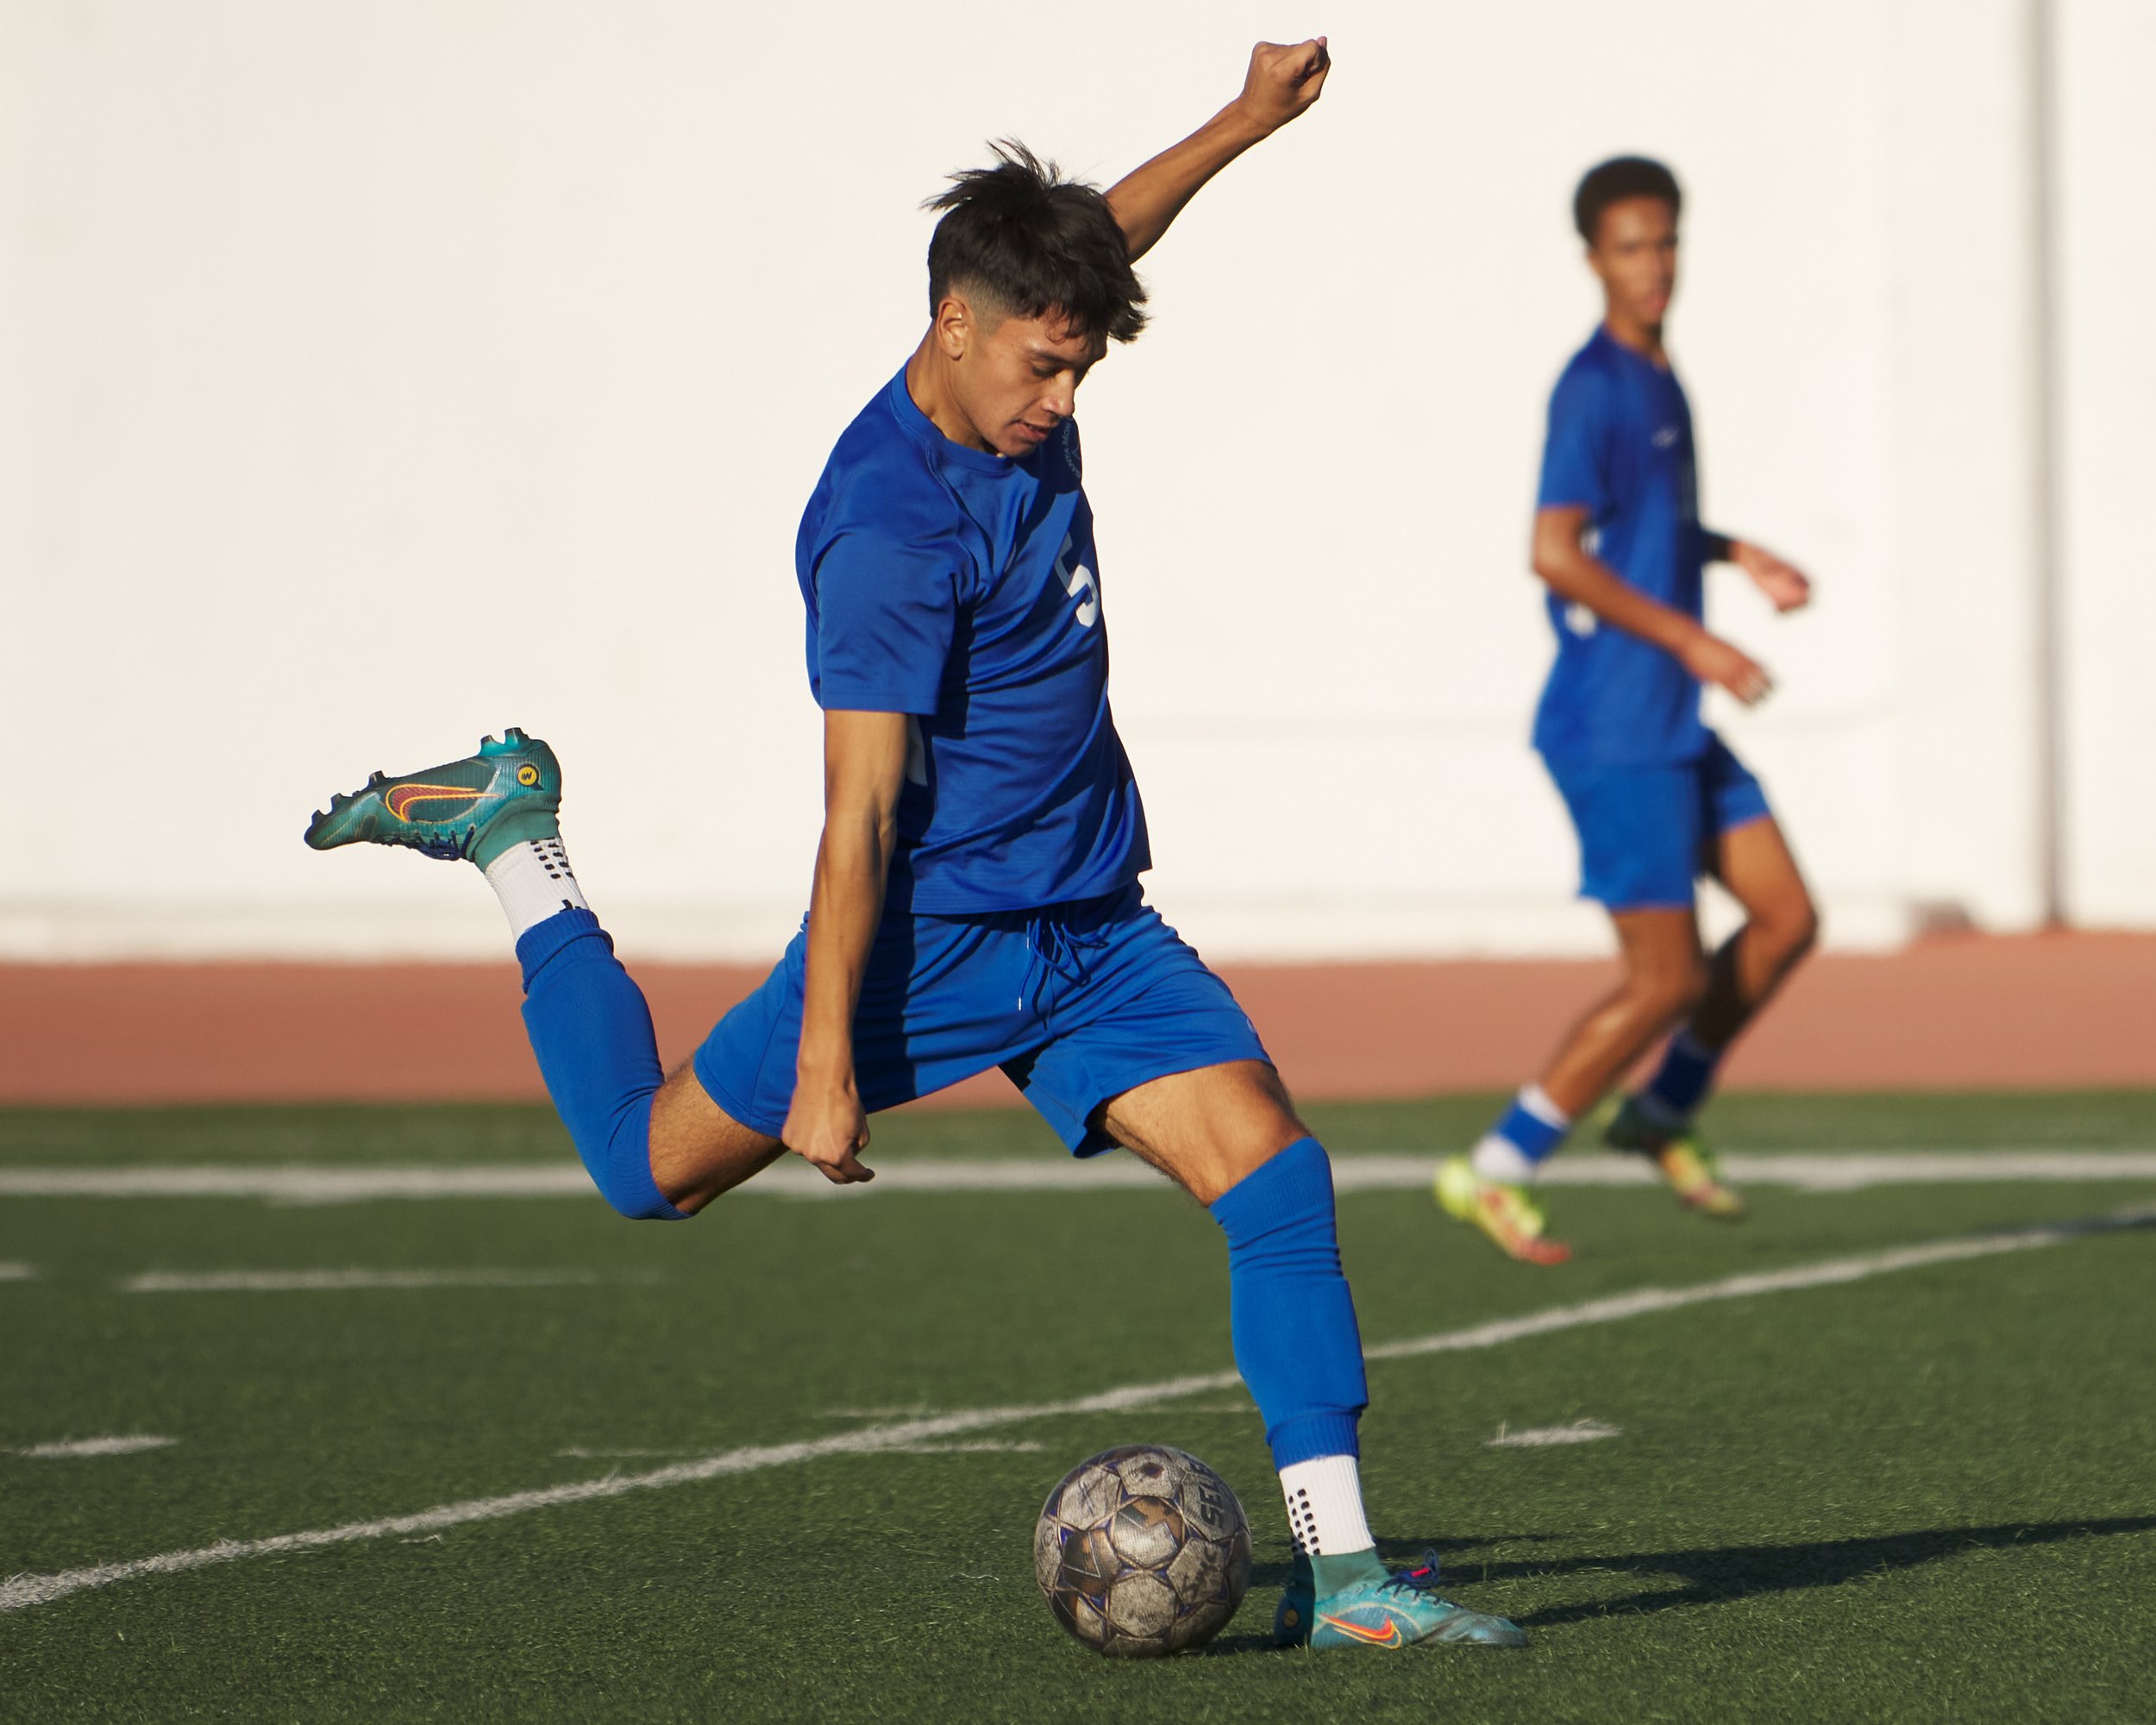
top-left (1033, 1444), bottom-right (1253, 1658)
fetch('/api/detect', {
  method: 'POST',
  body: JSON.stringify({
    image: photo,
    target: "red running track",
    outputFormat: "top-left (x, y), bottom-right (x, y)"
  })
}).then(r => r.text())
top-left (1, 932), bottom-right (2150, 1106)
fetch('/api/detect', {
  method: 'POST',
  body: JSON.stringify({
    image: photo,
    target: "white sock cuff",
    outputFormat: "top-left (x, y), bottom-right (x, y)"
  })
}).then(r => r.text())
top-left (1470, 1133), bottom-right (1539, 1186)
top-left (483, 835), bottom-right (590, 941)
top-left (1278, 1453), bottom-right (1376, 1558)
top-left (1519, 1083), bottom-right (1573, 1131)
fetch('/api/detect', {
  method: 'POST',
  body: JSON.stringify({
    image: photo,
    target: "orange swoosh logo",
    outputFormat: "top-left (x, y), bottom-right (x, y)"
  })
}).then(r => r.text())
top-left (1319, 1611), bottom-right (1403, 1647)
top-left (384, 783), bottom-right (494, 822)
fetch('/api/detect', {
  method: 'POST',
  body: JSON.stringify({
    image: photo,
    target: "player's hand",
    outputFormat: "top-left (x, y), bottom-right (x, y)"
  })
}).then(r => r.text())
top-left (1233, 37), bottom-right (1331, 135)
top-left (781, 1077), bottom-right (875, 1185)
top-left (1733, 540), bottom-right (1813, 612)
top-left (1679, 630), bottom-right (1775, 706)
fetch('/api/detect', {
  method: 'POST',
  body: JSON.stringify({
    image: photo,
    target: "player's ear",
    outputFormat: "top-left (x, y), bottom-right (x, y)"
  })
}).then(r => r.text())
top-left (934, 292), bottom-right (973, 361)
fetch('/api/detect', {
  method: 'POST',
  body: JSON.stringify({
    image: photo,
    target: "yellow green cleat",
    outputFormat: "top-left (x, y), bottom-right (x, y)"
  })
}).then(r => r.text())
top-left (1604, 1095), bottom-right (1746, 1220)
top-left (1435, 1155), bottom-right (1572, 1265)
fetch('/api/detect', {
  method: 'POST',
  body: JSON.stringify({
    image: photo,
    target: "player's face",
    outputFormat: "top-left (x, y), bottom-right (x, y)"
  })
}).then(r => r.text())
top-left (950, 303), bottom-right (1106, 459)
top-left (1589, 197), bottom-right (1679, 329)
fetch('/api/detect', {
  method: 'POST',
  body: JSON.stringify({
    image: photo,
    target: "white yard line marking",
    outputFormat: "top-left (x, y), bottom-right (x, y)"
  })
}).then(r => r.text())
top-left (122, 1270), bottom-right (617, 1294)
top-left (2, 1150), bottom-right (2153, 1205)
top-left (0, 1262), bottom-right (34, 1281)
top-left (821, 1405), bottom-right (943, 1420)
top-left (4, 1202), bottom-right (2148, 1616)
top-left (555, 1448), bottom-right (710, 1460)
top-left (891, 1440), bottom-right (1048, 1455)
top-left (10, 1436), bottom-right (178, 1459)
top-left (1487, 1419), bottom-right (1621, 1449)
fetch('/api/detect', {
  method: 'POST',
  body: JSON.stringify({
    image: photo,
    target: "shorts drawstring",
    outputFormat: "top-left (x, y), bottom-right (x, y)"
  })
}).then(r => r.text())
top-left (1020, 907), bottom-right (1112, 1018)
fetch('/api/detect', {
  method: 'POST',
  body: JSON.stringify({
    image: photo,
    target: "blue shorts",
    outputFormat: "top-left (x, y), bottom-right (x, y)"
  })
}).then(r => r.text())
top-left (1542, 732), bottom-right (1774, 911)
top-left (694, 883), bottom-right (1270, 1155)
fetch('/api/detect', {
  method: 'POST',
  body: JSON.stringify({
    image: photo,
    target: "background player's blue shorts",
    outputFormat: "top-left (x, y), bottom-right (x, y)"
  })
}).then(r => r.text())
top-left (1542, 732), bottom-right (1773, 911)
top-left (694, 883), bottom-right (1270, 1155)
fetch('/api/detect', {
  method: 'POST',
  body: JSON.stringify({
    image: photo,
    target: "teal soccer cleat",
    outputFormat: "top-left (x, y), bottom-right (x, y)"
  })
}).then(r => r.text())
top-left (1272, 1552), bottom-right (1317, 1647)
top-left (1274, 1550), bottom-right (1526, 1651)
top-left (304, 729), bottom-right (560, 868)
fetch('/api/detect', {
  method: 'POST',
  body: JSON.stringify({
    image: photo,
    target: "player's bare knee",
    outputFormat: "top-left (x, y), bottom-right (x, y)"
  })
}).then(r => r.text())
top-left (1623, 958), bottom-right (1707, 1025)
top-left (1782, 898), bottom-right (1821, 966)
top-left (1647, 961), bottom-right (1711, 1023)
top-left (1754, 896), bottom-right (1820, 975)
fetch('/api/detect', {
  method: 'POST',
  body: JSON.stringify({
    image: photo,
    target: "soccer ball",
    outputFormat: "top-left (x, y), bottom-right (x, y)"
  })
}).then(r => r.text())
top-left (1033, 1445), bottom-right (1253, 1658)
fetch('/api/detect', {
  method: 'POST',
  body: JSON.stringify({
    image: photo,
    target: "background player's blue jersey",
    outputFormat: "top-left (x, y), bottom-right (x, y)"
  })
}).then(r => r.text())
top-left (795, 367), bottom-right (1150, 915)
top-left (1532, 326), bottom-right (1709, 765)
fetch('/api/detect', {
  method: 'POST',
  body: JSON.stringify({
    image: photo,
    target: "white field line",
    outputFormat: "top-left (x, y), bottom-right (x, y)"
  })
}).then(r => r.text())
top-left (11, 1436), bottom-right (178, 1459)
top-left (1487, 1420), bottom-right (1621, 1449)
top-left (121, 1270), bottom-right (617, 1294)
top-left (0, 1262), bottom-right (34, 1281)
top-left (4, 1202), bottom-right (2150, 1616)
top-left (3, 1150), bottom-right (2155, 1205)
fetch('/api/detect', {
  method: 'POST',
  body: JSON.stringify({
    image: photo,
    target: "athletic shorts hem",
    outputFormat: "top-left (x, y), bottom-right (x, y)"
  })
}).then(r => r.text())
top-left (1039, 1044), bottom-right (1275, 1158)
top-left (691, 1049), bottom-right (789, 1143)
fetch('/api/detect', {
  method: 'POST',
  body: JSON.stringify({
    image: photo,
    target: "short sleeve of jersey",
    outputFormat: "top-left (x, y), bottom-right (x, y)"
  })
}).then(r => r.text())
top-left (1536, 364), bottom-right (1615, 514)
top-left (810, 529), bottom-right (959, 715)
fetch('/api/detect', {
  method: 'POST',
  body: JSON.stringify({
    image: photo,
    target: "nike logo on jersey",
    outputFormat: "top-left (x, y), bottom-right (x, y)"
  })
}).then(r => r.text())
top-left (1653, 425), bottom-right (1681, 449)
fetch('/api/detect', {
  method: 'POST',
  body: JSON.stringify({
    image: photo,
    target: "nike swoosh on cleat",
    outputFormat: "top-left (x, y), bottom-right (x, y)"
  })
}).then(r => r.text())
top-left (383, 784), bottom-right (495, 823)
top-left (1319, 1611), bottom-right (1404, 1647)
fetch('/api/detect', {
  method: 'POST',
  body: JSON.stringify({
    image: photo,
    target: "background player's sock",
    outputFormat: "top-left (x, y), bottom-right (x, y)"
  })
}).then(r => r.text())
top-left (485, 837), bottom-right (590, 940)
top-left (517, 907), bottom-right (681, 1220)
top-left (1639, 1031), bottom-right (1723, 1130)
top-left (1208, 1138), bottom-right (1377, 1561)
top-left (1470, 1083), bottom-right (1571, 1183)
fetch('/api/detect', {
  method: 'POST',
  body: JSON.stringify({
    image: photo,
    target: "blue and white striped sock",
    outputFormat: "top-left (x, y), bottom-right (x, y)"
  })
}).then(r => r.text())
top-left (1470, 1084), bottom-right (1572, 1183)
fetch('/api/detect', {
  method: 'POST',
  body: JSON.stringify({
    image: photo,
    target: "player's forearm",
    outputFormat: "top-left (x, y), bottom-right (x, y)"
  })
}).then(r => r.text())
top-left (1106, 104), bottom-right (1271, 264)
top-left (1533, 547), bottom-right (1703, 656)
top-left (1106, 39), bottom-right (1329, 264)
top-left (795, 808), bottom-right (893, 1089)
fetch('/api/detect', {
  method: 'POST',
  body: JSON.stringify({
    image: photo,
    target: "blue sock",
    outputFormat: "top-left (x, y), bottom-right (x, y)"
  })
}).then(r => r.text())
top-left (1488, 1087), bottom-right (1570, 1166)
top-left (1644, 1031), bottom-right (1722, 1123)
top-left (1207, 1138), bottom-right (1367, 1468)
top-left (517, 907), bottom-right (683, 1220)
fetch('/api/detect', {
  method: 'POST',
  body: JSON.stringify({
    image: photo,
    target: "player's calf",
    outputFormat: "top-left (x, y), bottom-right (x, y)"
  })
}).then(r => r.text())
top-left (306, 729), bottom-right (690, 1221)
top-left (1202, 1133), bottom-right (1526, 1650)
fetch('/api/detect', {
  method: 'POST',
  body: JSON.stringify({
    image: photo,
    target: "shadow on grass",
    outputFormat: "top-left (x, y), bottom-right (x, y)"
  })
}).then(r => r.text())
top-left (1458, 1516), bottom-right (2156, 1626)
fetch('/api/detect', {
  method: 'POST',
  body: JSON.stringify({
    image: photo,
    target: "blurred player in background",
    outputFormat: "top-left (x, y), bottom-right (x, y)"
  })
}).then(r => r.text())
top-left (1437, 157), bottom-right (1820, 1265)
top-left (308, 41), bottom-right (1530, 1653)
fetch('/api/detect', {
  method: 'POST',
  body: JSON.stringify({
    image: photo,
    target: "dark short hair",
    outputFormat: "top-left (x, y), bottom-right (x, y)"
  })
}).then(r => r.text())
top-left (1573, 156), bottom-right (1682, 244)
top-left (925, 141), bottom-right (1147, 344)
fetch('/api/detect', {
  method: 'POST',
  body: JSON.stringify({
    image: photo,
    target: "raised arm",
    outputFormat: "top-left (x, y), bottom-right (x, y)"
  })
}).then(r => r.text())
top-left (782, 709), bottom-right (909, 1184)
top-left (1106, 38), bottom-right (1331, 263)
top-left (1533, 506), bottom-right (1775, 706)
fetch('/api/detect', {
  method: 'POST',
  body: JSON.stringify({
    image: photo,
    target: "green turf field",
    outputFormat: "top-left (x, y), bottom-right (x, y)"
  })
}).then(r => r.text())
top-left (3, 1095), bottom-right (2153, 1722)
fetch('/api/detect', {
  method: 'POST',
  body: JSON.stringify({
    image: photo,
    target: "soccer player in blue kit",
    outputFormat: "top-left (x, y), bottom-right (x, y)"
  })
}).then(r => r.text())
top-left (1436, 157), bottom-right (1821, 1265)
top-left (307, 41), bottom-right (1526, 1653)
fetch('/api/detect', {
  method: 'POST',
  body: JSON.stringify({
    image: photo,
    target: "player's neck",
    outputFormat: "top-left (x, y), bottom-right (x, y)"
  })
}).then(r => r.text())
top-left (1601, 310), bottom-right (1668, 367)
top-left (904, 333), bottom-right (998, 455)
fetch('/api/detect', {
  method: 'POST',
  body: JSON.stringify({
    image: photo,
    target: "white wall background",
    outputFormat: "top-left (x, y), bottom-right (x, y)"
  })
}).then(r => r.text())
top-left (2, 0), bottom-right (2147, 963)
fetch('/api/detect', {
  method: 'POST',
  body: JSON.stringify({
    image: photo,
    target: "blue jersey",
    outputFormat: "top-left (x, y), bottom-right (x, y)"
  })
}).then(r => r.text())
top-left (1531, 326), bottom-right (1708, 765)
top-left (795, 367), bottom-right (1150, 915)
